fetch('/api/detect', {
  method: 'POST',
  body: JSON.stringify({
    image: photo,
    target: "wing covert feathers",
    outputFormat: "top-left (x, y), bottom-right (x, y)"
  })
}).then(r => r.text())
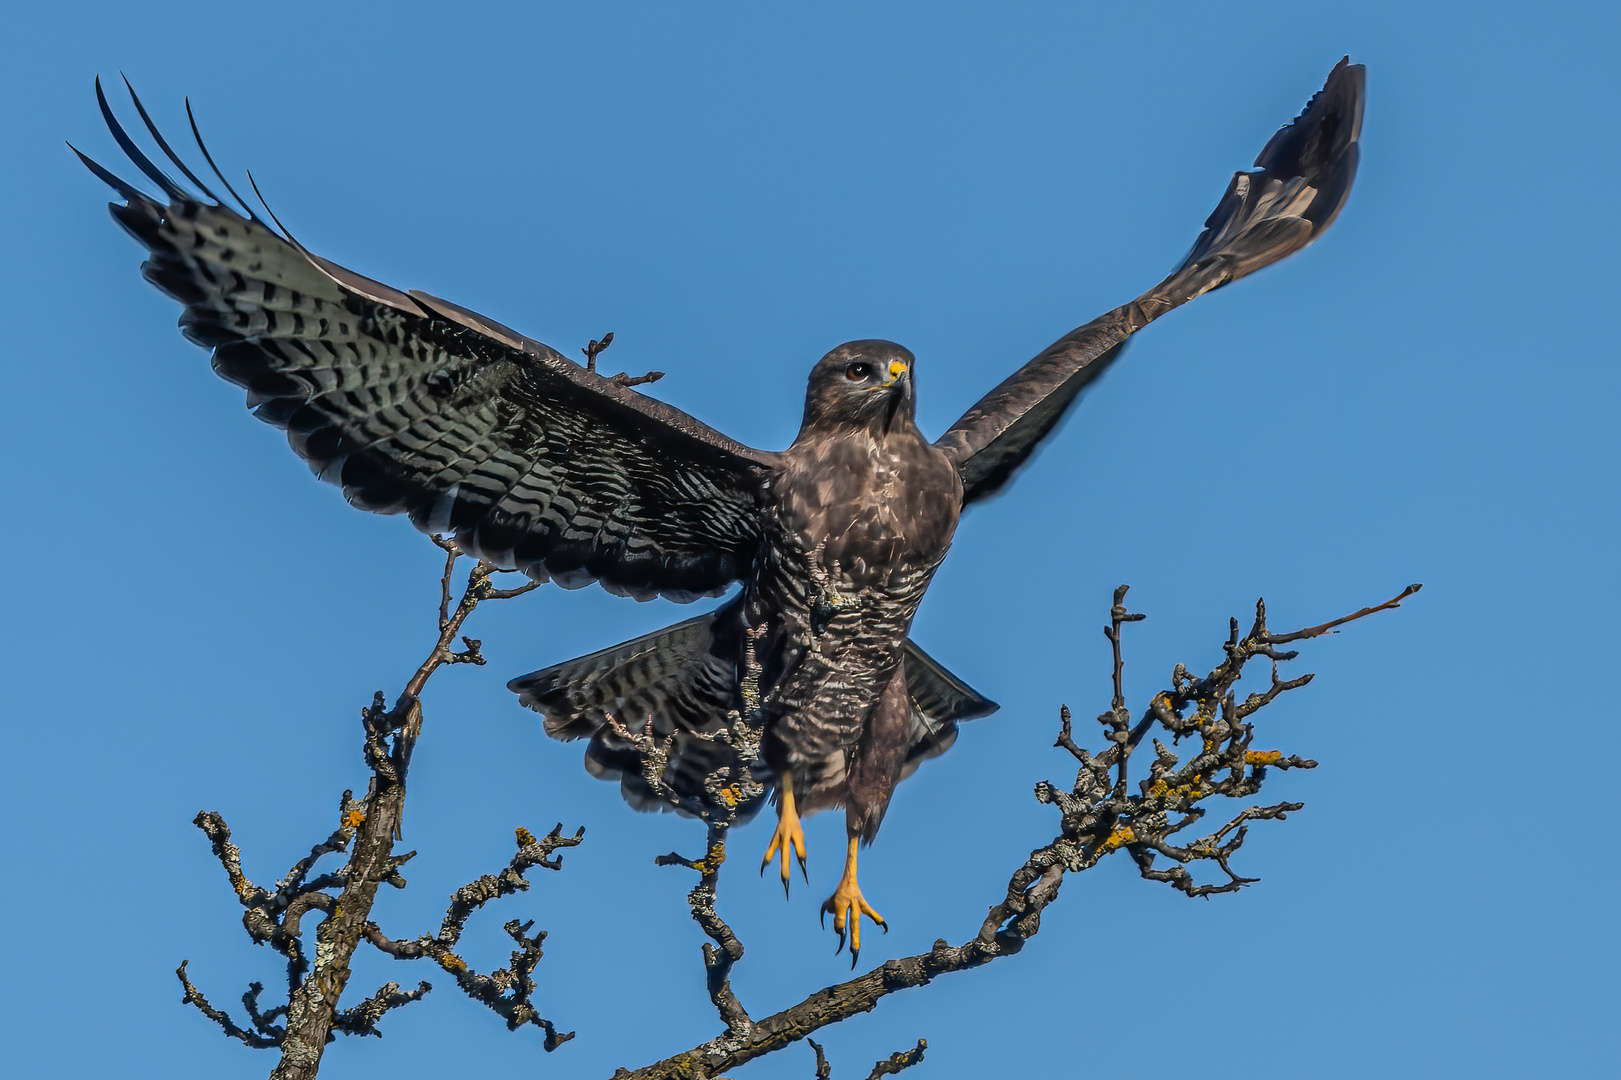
top-left (82, 80), bottom-right (775, 602)
top-left (938, 57), bottom-right (1365, 504)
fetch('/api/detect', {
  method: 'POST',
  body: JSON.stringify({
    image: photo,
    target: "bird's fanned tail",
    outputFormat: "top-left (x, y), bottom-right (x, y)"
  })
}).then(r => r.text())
top-left (509, 607), bottom-right (996, 817)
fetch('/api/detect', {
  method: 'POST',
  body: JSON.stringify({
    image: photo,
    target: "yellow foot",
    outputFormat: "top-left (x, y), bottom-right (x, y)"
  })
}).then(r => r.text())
top-left (820, 837), bottom-right (887, 966)
top-left (760, 774), bottom-right (808, 896)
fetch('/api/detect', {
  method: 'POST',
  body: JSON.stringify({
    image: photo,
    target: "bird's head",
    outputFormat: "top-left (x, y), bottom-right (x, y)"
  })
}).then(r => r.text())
top-left (799, 339), bottom-right (916, 437)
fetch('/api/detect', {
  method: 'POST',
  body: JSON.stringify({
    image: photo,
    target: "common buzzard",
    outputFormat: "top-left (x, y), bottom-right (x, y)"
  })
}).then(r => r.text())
top-left (78, 58), bottom-right (1364, 958)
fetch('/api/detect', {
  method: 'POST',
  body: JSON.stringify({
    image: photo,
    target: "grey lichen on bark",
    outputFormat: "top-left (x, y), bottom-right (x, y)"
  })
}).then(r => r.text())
top-left (176, 539), bottom-right (579, 1079)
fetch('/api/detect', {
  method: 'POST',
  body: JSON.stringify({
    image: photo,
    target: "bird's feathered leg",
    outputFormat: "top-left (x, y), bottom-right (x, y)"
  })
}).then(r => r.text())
top-left (760, 772), bottom-right (808, 896)
top-left (819, 665), bottom-right (907, 963)
top-left (821, 831), bottom-right (886, 966)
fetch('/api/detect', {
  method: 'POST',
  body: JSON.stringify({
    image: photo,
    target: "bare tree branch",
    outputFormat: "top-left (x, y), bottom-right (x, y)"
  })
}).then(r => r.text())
top-left (582, 331), bottom-right (614, 372)
top-left (363, 823), bottom-right (586, 1050)
top-left (175, 540), bottom-right (1412, 1079)
top-left (176, 542), bottom-right (576, 1078)
top-left (866, 1039), bottom-right (927, 1079)
top-left (332, 981), bottom-right (432, 1038)
top-left (614, 584), bottom-right (1416, 1079)
top-left (176, 961), bottom-right (280, 1050)
top-left (808, 1038), bottom-right (832, 1079)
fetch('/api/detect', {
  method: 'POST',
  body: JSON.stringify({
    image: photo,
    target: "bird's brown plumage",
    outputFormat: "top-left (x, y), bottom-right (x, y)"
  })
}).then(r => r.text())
top-left (80, 57), bottom-right (1365, 950)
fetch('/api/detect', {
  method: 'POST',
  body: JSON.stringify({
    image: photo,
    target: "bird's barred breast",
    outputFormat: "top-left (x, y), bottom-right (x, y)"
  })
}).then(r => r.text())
top-left (746, 430), bottom-right (962, 767)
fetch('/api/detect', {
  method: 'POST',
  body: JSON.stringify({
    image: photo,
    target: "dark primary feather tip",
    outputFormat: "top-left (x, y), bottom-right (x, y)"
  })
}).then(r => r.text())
top-left (246, 169), bottom-right (300, 246)
top-left (95, 74), bottom-right (186, 202)
top-left (68, 141), bottom-right (144, 201)
top-left (119, 72), bottom-right (223, 205)
top-left (1255, 56), bottom-right (1366, 179)
top-left (185, 96), bottom-right (261, 222)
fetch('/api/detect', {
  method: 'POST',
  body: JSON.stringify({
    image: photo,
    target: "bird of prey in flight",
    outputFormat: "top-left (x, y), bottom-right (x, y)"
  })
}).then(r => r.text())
top-left (77, 58), bottom-right (1364, 961)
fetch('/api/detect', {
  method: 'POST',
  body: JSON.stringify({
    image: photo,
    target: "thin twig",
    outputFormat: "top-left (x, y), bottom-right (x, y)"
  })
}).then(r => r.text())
top-left (583, 331), bottom-right (614, 372)
top-left (1268, 583), bottom-right (1422, 643)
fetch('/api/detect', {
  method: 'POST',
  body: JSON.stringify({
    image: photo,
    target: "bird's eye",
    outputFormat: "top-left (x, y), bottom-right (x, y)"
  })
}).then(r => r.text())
top-left (845, 362), bottom-right (872, 381)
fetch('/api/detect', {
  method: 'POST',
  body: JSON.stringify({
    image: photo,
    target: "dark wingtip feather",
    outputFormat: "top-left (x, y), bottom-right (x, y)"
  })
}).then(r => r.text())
top-left (184, 96), bottom-right (262, 223)
top-left (68, 141), bottom-right (145, 202)
top-left (120, 73), bottom-right (223, 205)
top-left (1255, 57), bottom-right (1365, 182)
top-left (96, 74), bottom-right (188, 202)
top-left (245, 169), bottom-right (313, 254)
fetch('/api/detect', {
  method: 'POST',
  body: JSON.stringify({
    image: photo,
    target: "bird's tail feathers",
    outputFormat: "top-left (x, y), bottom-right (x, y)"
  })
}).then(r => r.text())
top-left (508, 608), bottom-right (750, 816)
top-left (508, 610), bottom-right (998, 815)
top-left (896, 638), bottom-right (998, 783)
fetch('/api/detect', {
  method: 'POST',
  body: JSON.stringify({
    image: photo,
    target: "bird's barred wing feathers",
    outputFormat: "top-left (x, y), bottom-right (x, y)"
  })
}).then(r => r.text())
top-left (77, 79), bottom-right (776, 602)
top-left (937, 58), bottom-right (1365, 504)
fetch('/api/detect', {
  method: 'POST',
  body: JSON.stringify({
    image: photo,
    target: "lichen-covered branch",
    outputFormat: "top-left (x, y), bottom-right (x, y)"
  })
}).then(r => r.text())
top-left (362, 823), bottom-right (585, 1051)
top-left (332, 981), bottom-right (432, 1038)
top-left (646, 629), bottom-right (774, 1045)
top-left (616, 584), bottom-right (1419, 1079)
top-left (176, 961), bottom-right (280, 1050)
top-left (865, 1039), bottom-right (927, 1079)
top-left (176, 541), bottom-right (575, 1078)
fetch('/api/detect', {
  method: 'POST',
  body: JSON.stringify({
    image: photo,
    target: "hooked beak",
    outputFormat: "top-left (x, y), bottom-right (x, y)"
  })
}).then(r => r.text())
top-left (880, 361), bottom-right (909, 432)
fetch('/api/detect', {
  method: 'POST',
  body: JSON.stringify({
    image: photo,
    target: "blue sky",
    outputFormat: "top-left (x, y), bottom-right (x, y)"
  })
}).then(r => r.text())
top-left (3, 3), bottom-right (1616, 1077)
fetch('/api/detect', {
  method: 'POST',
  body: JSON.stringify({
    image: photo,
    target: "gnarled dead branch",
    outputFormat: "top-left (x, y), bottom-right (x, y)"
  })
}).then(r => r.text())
top-left (177, 541), bottom-right (577, 1079)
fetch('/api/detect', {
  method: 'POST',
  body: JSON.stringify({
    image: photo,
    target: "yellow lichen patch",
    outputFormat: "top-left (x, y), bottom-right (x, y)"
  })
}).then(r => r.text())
top-left (718, 786), bottom-right (739, 807)
top-left (515, 826), bottom-right (536, 847)
top-left (342, 809), bottom-right (366, 829)
top-left (229, 871), bottom-right (252, 899)
top-left (1149, 774), bottom-right (1205, 803)
top-left (1245, 750), bottom-right (1284, 766)
top-left (1098, 826), bottom-right (1137, 853)
top-left (690, 842), bottom-right (728, 875)
top-left (437, 952), bottom-right (469, 973)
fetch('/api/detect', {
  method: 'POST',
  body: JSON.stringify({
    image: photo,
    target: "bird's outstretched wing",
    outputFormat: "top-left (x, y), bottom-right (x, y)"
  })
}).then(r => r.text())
top-left (937, 57), bottom-right (1365, 504)
top-left (77, 79), bottom-right (777, 602)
